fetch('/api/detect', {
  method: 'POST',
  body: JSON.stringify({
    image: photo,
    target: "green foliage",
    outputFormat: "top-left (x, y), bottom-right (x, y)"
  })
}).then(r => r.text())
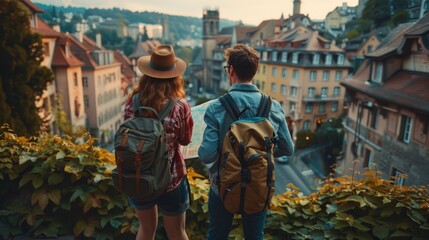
top-left (268, 172), bottom-right (429, 240)
top-left (0, 125), bottom-right (136, 239)
top-left (51, 95), bottom-right (87, 142)
top-left (362, 0), bottom-right (391, 27)
top-left (0, 0), bottom-right (54, 136)
top-left (1, 125), bottom-right (429, 239)
top-left (391, 10), bottom-right (410, 27)
top-left (295, 130), bottom-right (317, 149)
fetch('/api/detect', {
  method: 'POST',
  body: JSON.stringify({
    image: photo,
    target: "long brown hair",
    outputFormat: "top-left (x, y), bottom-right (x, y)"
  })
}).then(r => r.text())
top-left (129, 75), bottom-right (186, 117)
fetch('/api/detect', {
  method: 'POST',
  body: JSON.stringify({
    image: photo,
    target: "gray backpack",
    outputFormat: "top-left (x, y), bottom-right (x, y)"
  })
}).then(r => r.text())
top-left (112, 94), bottom-right (178, 201)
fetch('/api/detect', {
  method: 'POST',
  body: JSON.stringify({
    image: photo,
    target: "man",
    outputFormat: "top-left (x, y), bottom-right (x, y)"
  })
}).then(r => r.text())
top-left (198, 44), bottom-right (294, 239)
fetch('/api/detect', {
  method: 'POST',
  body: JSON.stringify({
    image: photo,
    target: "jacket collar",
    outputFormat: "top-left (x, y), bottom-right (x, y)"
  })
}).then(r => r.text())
top-left (228, 83), bottom-right (259, 93)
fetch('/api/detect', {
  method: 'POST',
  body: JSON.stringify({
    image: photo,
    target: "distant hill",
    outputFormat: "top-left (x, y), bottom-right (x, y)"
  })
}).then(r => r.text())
top-left (34, 3), bottom-right (241, 42)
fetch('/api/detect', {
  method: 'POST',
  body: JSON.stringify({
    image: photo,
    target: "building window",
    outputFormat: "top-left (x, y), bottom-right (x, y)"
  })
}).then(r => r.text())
top-left (321, 87), bottom-right (328, 97)
top-left (370, 109), bottom-right (379, 129)
top-left (305, 103), bottom-right (313, 113)
top-left (309, 71), bottom-right (317, 81)
top-left (289, 102), bottom-right (296, 112)
top-left (262, 51), bottom-right (268, 61)
top-left (281, 84), bottom-right (287, 95)
top-left (272, 51), bottom-right (278, 61)
top-left (82, 77), bottom-right (88, 88)
top-left (333, 87), bottom-right (340, 96)
top-left (281, 52), bottom-right (288, 62)
top-left (272, 67), bottom-right (278, 76)
top-left (291, 86), bottom-right (297, 96)
top-left (326, 54), bottom-right (332, 65)
top-left (84, 95), bottom-right (89, 107)
top-left (282, 68), bottom-right (287, 78)
top-left (262, 65), bottom-right (266, 75)
top-left (313, 54), bottom-right (320, 65)
top-left (399, 115), bottom-right (413, 143)
top-left (292, 53), bottom-right (299, 64)
top-left (337, 54), bottom-right (344, 65)
top-left (261, 82), bottom-right (265, 91)
top-left (363, 148), bottom-right (373, 168)
top-left (308, 87), bottom-right (315, 97)
top-left (319, 103), bottom-right (326, 113)
top-left (293, 69), bottom-right (299, 79)
top-left (335, 70), bottom-right (342, 81)
top-left (43, 42), bottom-right (50, 56)
top-left (271, 83), bottom-right (277, 92)
top-left (323, 71), bottom-right (329, 81)
top-left (374, 63), bottom-right (383, 83)
top-left (392, 167), bottom-right (405, 186)
top-left (73, 73), bottom-right (78, 87)
top-left (331, 102), bottom-right (338, 112)
top-left (303, 120), bottom-right (311, 130)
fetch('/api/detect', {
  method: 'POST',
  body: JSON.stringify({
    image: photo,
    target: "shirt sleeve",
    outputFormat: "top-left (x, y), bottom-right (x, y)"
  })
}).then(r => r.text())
top-left (178, 100), bottom-right (194, 146)
top-left (198, 104), bottom-right (219, 164)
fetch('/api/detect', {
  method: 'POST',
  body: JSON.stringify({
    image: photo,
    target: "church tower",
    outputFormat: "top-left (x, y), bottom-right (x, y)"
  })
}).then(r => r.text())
top-left (161, 14), bottom-right (169, 42)
top-left (293, 0), bottom-right (301, 16)
top-left (202, 9), bottom-right (219, 92)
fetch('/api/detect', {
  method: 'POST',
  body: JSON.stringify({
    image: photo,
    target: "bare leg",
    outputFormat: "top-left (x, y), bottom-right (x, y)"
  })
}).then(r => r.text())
top-left (135, 205), bottom-right (158, 240)
top-left (163, 212), bottom-right (189, 240)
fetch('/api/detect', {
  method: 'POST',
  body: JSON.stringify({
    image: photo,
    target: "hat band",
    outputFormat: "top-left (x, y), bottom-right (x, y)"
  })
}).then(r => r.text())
top-left (150, 62), bottom-right (176, 71)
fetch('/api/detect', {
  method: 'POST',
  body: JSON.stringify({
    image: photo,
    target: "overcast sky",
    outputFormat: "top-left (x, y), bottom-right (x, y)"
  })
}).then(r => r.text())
top-left (34, 0), bottom-right (360, 25)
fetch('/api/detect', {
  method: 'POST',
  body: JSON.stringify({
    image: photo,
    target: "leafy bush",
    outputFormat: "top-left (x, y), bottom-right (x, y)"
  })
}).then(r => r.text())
top-left (295, 130), bottom-right (317, 149)
top-left (1, 124), bottom-right (429, 239)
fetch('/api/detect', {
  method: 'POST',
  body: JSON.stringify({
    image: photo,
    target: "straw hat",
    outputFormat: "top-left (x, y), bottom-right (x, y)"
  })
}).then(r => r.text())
top-left (137, 45), bottom-right (186, 79)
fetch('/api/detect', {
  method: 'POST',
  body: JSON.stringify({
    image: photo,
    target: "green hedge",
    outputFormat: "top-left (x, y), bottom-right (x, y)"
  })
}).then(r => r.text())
top-left (1, 125), bottom-right (429, 239)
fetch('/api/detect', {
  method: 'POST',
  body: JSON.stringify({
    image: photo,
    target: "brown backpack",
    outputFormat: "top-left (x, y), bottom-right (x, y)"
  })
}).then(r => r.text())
top-left (218, 93), bottom-right (277, 214)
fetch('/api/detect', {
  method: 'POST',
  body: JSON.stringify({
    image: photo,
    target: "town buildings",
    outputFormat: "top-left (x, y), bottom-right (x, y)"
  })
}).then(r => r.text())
top-left (254, 25), bottom-right (351, 135)
top-left (20, 0), bottom-right (137, 148)
top-left (324, 2), bottom-right (357, 37)
top-left (340, 14), bottom-right (429, 186)
top-left (23, 0), bottom-right (87, 135)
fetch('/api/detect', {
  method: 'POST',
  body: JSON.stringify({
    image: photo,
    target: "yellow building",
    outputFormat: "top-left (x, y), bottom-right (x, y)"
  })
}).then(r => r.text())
top-left (254, 26), bottom-right (351, 137)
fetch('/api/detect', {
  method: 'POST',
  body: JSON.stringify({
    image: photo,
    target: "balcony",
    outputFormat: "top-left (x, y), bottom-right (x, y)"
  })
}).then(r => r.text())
top-left (343, 116), bottom-right (383, 149)
top-left (302, 94), bottom-right (341, 102)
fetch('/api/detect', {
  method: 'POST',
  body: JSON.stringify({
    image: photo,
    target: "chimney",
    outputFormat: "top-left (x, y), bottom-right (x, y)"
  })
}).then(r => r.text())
top-left (96, 33), bottom-right (102, 47)
top-left (74, 31), bottom-right (83, 42)
top-left (53, 24), bottom-right (61, 32)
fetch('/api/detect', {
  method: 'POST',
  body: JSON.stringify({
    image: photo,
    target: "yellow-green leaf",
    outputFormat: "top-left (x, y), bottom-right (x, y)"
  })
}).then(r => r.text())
top-left (19, 173), bottom-right (35, 188)
top-left (32, 176), bottom-right (44, 189)
top-left (47, 173), bottom-right (64, 185)
top-left (19, 154), bottom-right (37, 165)
top-left (47, 189), bottom-right (61, 205)
top-left (31, 190), bottom-right (49, 210)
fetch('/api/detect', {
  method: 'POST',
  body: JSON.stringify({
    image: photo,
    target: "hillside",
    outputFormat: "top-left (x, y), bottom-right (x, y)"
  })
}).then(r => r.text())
top-left (34, 3), bottom-right (240, 42)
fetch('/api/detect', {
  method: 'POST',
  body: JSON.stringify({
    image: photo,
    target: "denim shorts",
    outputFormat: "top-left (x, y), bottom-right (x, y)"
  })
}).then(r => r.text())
top-left (128, 177), bottom-right (190, 216)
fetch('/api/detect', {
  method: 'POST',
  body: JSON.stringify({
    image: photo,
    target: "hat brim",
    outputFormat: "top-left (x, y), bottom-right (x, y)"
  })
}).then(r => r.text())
top-left (137, 56), bottom-right (186, 79)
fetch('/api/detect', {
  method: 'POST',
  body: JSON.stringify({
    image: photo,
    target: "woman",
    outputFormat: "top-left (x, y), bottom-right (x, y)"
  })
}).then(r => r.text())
top-left (124, 45), bottom-right (194, 240)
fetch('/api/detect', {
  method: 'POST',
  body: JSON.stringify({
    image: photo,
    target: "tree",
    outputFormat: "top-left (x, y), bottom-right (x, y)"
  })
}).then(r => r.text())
top-left (362, 0), bottom-right (390, 27)
top-left (0, 0), bottom-right (54, 136)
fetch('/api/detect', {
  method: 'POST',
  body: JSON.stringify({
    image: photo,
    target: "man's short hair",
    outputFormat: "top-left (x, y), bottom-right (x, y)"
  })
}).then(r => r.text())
top-left (225, 44), bottom-right (259, 81)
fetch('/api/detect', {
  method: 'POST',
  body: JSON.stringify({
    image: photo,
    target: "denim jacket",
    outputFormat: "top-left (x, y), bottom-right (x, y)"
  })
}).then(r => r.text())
top-left (198, 83), bottom-right (295, 193)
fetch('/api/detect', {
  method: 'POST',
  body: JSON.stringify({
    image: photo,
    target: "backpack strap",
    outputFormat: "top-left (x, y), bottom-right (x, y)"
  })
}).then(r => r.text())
top-left (132, 93), bottom-right (179, 121)
top-left (256, 94), bottom-right (271, 118)
top-left (219, 93), bottom-right (240, 121)
top-left (158, 98), bottom-right (180, 121)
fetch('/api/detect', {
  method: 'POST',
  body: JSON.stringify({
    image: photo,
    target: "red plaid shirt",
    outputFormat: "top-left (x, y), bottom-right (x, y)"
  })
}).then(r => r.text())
top-left (124, 97), bottom-right (194, 192)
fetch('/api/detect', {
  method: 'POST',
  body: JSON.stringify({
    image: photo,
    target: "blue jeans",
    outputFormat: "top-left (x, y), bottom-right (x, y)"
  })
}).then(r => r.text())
top-left (207, 188), bottom-right (267, 240)
top-left (128, 177), bottom-right (190, 216)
